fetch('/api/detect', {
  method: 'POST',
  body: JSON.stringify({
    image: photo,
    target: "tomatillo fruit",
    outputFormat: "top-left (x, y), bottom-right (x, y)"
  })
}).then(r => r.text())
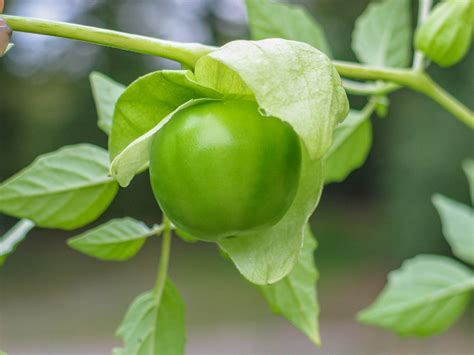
top-left (149, 100), bottom-right (301, 241)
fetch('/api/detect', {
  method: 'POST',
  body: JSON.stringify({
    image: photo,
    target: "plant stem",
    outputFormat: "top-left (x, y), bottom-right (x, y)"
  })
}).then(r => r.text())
top-left (3, 15), bottom-right (473, 128)
top-left (154, 215), bottom-right (172, 304)
top-left (342, 79), bottom-right (400, 96)
top-left (412, 0), bottom-right (432, 72)
top-left (2, 15), bottom-right (214, 67)
top-left (334, 61), bottom-right (474, 128)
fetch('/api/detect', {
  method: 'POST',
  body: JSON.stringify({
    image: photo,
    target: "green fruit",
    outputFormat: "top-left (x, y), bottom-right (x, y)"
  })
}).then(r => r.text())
top-left (149, 100), bottom-right (301, 242)
top-left (415, 0), bottom-right (474, 67)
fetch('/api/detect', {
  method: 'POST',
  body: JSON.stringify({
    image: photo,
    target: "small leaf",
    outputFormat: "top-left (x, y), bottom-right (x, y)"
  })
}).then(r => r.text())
top-left (462, 158), bottom-right (474, 205)
top-left (110, 70), bottom-right (221, 160)
top-left (195, 39), bottom-right (349, 160)
top-left (432, 194), bottom-right (474, 265)
top-left (246, 0), bottom-right (332, 56)
top-left (352, 0), bottom-right (411, 67)
top-left (358, 255), bottom-right (473, 336)
top-left (0, 219), bottom-right (34, 267)
top-left (258, 224), bottom-right (320, 346)
top-left (219, 143), bottom-right (324, 285)
top-left (110, 98), bottom-right (216, 187)
top-left (89, 72), bottom-right (126, 136)
top-left (1, 42), bottom-right (13, 57)
top-left (67, 218), bottom-right (158, 261)
top-left (324, 109), bottom-right (373, 184)
top-left (0, 144), bottom-right (118, 230)
top-left (114, 279), bottom-right (186, 355)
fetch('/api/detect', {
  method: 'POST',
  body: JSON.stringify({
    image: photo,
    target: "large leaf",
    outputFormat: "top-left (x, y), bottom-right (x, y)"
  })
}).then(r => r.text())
top-left (432, 194), bottom-right (474, 265)
top-left (194, 39), bottom-right (349, 160)
top-left (245, 0), bottom-right (332, 56)
top-left (462, 158), bottom-right (474, 204)
top-left (110, 98), bottom-right (217, 187)
top-left (258, 224), bottom-right (320, 345)
top-left (114, 279), bottom-right (185, 355)
top-left (324, 109), bottom-right (373, 184)
top-left (219, 143), bottom-right (324, 285)
top-left (358, 255), bottom-right (473, 336)
top-left (90, 72), bottom-right (126, 135)
top-left (110, 70), bottom-right (221, 160)
top-left (0, 219), bottom-right (34, 266)
top-left (0, 144), bottom-right (118, 230)
top-left (67, 218), bottom-right (159, 261)
top-left (352, 0), bottom-right (411, 67)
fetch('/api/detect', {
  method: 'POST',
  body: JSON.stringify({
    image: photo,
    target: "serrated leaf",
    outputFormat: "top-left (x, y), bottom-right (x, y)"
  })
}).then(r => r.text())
top-left (246, 0), bottom-right (332, 56)
top-left (258, 224), bottom-right (320, 345)
top-left (67, 218), bottom-right (158, 261)
top-left (432, 194), bottom-right (474, 265)
top-left (0, 144), bottom-right (118, 230)
top-left (114, 279), bottom-right (185, 355)
top-left (110, 98), bottom-right (216, 187)
top-left (219, 143), bottom-right (324, 285)
top-left (324, 109), bottom-right (373, 184)
top-left (195, 39), bottom-right (349, 160)
top-left (110, 70), bottom-right (221, 160)
top-left (462, 158), bottom-right (474, 205)
top-left (0, 219), bottom-right (34, 267)
top-left (358, 255), bottom-right (473, 336)
top-left (90, 72), bottom-right (125, 136)
top-left (352, 0), bottom-right (411, 67)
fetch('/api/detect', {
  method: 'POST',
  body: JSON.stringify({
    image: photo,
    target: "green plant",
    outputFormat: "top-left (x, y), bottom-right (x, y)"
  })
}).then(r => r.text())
top-left (0, 0), bottom-right (473, 353)
top-left (150, 100), bottom-right (302, 241)
top-left (358, 160), bottom-right (474, 336)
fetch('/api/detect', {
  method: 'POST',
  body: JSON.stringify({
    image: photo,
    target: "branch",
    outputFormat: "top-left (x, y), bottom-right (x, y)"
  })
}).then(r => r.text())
top-left (334, 61), bottom-right (474, 128)
top-left (2, 15), bottom-right (214, 67)
top-left (3, 15), bottom-right (473, 128)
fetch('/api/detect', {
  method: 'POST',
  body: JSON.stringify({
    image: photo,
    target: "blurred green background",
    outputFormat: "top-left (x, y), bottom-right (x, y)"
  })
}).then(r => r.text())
top-left (1, 0), bottom-right (473, 354)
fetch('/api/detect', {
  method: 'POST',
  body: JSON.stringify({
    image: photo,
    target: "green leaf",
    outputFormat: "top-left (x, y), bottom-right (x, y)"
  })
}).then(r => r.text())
top-left (110, 98), bottom-right (216, 187)
top-left (110, 70), bottom-right (221, 160)
top-left (258, 224), bottom-right (320, 345)
top-left (432, 194), bottom-right (474, 265)
top-left (245, 0), bottom-right (332, 56)
top-left (462, 158), bottom-right (474, 205)
top-left (219, 143), bottom-right (324, 285)
top-left (1, 42), bottom-right (13, 57)
top-left (324, 109), bottom-right (373, 184)
top-left (90, 72), bottom-right (126, 136)
top-left (358, 255), bottom-right (473, 336)
top-left (352, 0), bottom-right (411, 67)
top-left (195, 39), bottom-right (349, 160)
top-left (67, 218), bottom-right (158, 261)
top-left (0, 219), bottom-right (34, 267)
top-left (0, 144), bottom-right (118, 230)
top-left (114, 279), bottom-right (185, 355)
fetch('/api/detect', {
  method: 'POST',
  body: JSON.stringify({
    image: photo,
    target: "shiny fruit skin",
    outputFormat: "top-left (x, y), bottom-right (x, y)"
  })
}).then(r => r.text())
top-left (149, 100), bottom-right (301, 241)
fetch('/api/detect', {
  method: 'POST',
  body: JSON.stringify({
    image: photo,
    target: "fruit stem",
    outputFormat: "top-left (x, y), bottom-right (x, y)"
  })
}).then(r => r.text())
top-left (412, 0), bottom-right (433, 72)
